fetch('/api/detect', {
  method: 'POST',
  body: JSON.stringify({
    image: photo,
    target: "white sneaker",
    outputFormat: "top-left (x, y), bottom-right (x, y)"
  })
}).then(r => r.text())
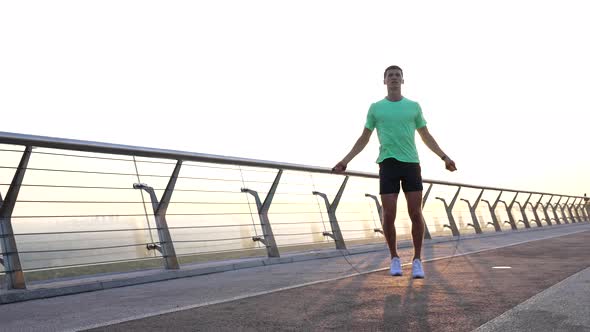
top-left (390, 257), bottom-right (402, 276)
top-left (412, 259), bottom-right (425, 279)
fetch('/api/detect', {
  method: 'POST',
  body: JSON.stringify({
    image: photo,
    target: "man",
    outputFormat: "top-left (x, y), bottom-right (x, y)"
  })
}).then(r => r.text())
top-left (333, 65), bottom-right (457, 279)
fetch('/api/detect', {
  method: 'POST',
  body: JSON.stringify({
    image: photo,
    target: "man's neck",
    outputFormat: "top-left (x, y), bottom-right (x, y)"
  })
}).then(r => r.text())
top-left (386, 89), bottom-right (403, 102)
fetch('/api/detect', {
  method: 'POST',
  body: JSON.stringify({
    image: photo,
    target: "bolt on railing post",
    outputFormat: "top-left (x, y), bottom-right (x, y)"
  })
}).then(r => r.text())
top-left (133, 160), bottom-right (181, 270)
top-left (0, 146), bottom-right (31, 290)
top-left (528, 194), bottom-right (544, 227)
top-left (460, 189), bottom-right (484, 234)
top-left (559, 196), bottom-right (571, 224)
top-left (312, 176), bottom-right (348, 250)
top-left (241, 169), bottom-right (282, 258)
top-left (481, 191), bottom-right (503, 232)
top-left (435, 186), bottom-right (461, 237)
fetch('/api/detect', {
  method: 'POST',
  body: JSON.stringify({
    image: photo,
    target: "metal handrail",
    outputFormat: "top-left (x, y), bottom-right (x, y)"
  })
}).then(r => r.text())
top-left (0, 131), bottom-right (585, 198)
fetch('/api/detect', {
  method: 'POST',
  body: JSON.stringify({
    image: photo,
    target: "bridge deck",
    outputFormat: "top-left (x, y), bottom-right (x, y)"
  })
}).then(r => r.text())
top-left (1, 223), bottom-right (589, 332)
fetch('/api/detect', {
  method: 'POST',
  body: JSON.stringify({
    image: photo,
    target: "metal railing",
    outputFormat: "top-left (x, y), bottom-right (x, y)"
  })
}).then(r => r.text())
top-left (0, 131), bottom-right (588, 290)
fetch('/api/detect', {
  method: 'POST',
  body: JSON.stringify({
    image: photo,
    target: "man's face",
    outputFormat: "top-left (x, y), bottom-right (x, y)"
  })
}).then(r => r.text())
top-left (383, 69), bottom-right (404, 88)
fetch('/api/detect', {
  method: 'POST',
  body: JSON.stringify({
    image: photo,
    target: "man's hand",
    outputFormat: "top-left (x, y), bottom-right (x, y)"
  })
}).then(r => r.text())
top-left (443, 157), bottom-right (457, 172)
top-left (332, 160), bottom-right (348, 173)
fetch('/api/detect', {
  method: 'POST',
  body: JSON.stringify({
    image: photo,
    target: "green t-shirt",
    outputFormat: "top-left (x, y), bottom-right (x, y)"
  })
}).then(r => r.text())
top-left (365, 97), bottom-right (427, 164)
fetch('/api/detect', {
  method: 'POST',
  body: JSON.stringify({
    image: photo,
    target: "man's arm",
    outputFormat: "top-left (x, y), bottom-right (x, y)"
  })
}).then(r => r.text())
top-left (417, 126), bottom-right (457, 172)
top-left (333, 128), bottom-right (372, 173)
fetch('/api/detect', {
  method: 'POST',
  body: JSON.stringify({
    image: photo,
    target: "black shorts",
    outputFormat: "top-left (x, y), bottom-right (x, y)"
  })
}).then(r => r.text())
top-left (378, 158), bottom-right (423, 194)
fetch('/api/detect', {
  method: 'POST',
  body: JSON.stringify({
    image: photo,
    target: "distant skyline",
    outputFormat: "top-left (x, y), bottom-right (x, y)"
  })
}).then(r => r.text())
top-left (1, 1), bottom-right (589, 196)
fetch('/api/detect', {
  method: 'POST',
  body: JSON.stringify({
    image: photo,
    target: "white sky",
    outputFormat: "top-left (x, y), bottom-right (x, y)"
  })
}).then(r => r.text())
top-left (1, 0), bottom-right (589, 196)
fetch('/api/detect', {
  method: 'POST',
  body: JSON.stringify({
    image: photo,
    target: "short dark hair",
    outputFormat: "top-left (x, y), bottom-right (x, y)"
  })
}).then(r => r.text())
top-left (384, 65), bottom-right (403, 78)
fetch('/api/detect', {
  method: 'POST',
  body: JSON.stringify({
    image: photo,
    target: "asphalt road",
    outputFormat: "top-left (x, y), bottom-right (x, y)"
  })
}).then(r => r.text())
top-left (87, 230), bottom-right (590, 332)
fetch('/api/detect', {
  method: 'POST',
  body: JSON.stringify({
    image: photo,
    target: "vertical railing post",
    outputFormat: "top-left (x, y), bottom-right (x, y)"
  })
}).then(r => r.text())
top-left (498, 192), bottom-right (519, 230)
top-left (420, 183), bottom-right (433, 240)
top-left (435, 186), bottom-right (461, 236)
top-left (365, 194), bottom-right (384, 236)
top-left (540, 194), bottom-right (553, 226)
top-left (577, 198), bottom-right (586, 222)
top-left (579, 197), bottom-right (589, 222)
top-left (313, 176), bottom-right (348, 250)
top-left (241, 169), bottom-right (282, 258)
top-left (460, 189), bottom-right (484, 234)
top-left (569, 197), bottom-right (582, 223)
top-left (549, 196), bottom-right (562, 224)
top-left (575, 199), bottom-right (587, 222)
top-left (559, 197), bottom-right (571, 224)
top-left (507, 192), bottom-right (523, 228)
top-left (481, 191), bottom-right (503, 232)
top-left (364, 194), bottom-right (383, 224)
top-left (0, 146), bottom-right (31, 290)
top-left (567, 197), bottom-right (577, 223)
top-left (517, 193), bottom-right (532, 228)
top-left (584, 196), bottom-right (590, 221)
top-left (498, 200), bottom-right (516, 229)
top-left (528, 194), bottom-right (544, 227)
top-left (539, 203), bottom-right (553, 226)
top-left (133, 160), bottom-right (181, 269)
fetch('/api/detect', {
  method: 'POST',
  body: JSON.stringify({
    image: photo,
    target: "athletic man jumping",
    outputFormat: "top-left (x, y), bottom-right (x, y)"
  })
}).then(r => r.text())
top-left (333, 65), bottom-right (457, 278)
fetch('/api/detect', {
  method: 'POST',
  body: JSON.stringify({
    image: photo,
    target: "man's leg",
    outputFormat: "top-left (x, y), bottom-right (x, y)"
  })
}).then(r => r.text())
top-left (405, 191), bottom-right (425, 261)
top-left (381, 193), bottom-right (399, 258)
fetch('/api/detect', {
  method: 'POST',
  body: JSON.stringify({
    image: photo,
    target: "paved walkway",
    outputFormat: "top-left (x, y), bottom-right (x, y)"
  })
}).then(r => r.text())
top-left (0, 223), bottom-right (588, 332)
top-left (476, 267), bottom-right (590, 332)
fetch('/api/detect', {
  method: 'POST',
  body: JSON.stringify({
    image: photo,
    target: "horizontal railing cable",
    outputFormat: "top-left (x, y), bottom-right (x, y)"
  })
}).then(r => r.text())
top-left (11, 212), bottom-right (267, 218)
top-left (2, 184), bottom-right (137, 190)
top-left (0, 166), bottom-right (276, 184)
top-left (18, 256), bottom-right (165, 273)
top-left (16, 200), bottom-right (147, 204)
top-left (16, 242), bottom-right (159, 254)
top-left (170, 236), bottom-right (255, 243)
top-left (175, 247), bottom-right (266, 258)
top-left (7, 228), bottom-right (155, 236)
top-left (167, 224), bottom-right (259, 230)
top-left (274, 232), bottom-right (326, 237)
top-left (16, 200), bottom-right (277, 205)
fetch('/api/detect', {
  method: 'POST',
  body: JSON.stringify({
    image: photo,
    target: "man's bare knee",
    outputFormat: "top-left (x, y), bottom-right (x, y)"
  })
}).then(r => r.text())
top-left (408, 209), bottom-right (423, 222)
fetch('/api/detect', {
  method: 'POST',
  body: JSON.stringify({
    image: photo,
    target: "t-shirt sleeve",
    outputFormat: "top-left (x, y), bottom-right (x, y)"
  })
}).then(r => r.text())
top-left (415, 103), bottom-right (427, 128)
top-left (365, 104), bottom-right (376, 131)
